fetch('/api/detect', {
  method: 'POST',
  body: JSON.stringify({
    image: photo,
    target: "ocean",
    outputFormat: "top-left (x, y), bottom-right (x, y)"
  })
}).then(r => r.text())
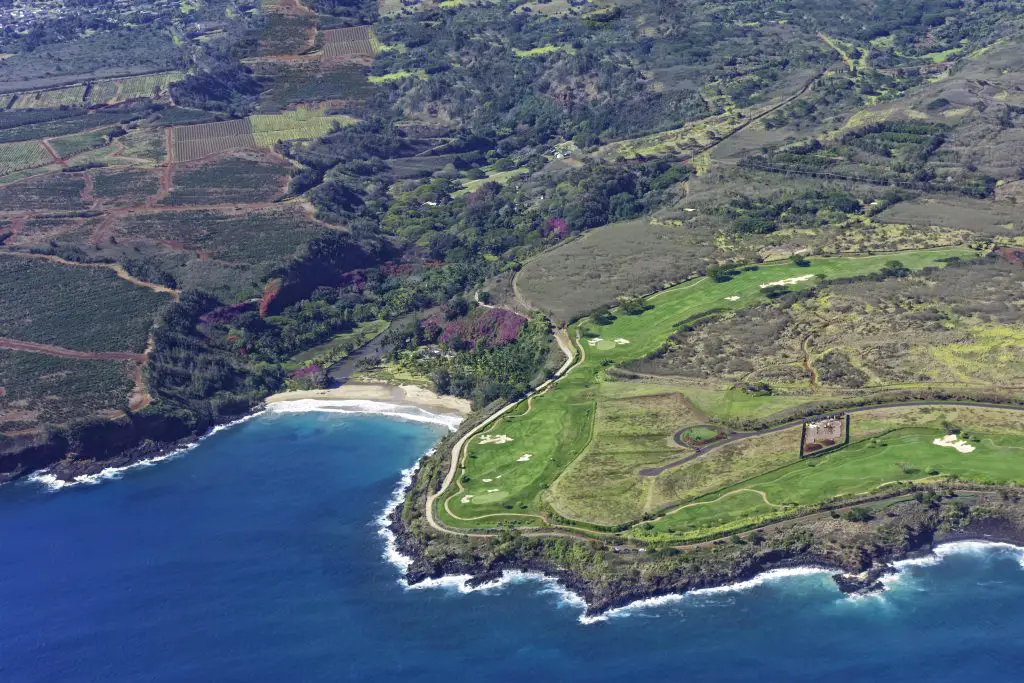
top-left (2, 407), bottom-right (1024, 682)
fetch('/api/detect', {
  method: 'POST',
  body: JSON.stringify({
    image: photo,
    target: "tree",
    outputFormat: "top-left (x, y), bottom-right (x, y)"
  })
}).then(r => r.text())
top-left (843, 507), bottom-right (873, 522)
top-left (880, 260), bottom-right (910, 278)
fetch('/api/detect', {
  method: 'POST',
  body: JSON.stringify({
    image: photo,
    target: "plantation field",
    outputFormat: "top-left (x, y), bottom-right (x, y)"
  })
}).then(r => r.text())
top-left (258, 14), bottom-right (315, 57)
top-left (171, 110), bottom-right (355, 161)
top-left (439, 247), bottom-right (976, 529)
top-left (254, 62), bottom-right (372, 111)
top-left (116, 72), bottom-right (185, 101)
top-left (0, 140), bottom-right (53, 176)
top-left (117, 127), bottom-right (167, 164)
top-left (0, 173), bottom-right (87, 211)
top-left (161, 151), bottom-right (290, 205)
top-left (0, 254), bottom-right (172, 353)
top-left (113, 205), bottom-right (331, 267)
top-left (0, 350), bottom-right (134, 431)
top-left (169, 119), bottom-right (257, 163)
top-left (10, 85), bottom-right (87, 110)
top-left (91, 168), bottom-right (161, 205)
top-left (248, 107), bottom-right (355, 146)
top-left (320, 26), bottom-right (379, 58)
top-left (0, 107), bottom-right (148, 144)
top-left (86, 80), bottom-right (121, 105)
top-left (48, 130), bottom-right (108, 159)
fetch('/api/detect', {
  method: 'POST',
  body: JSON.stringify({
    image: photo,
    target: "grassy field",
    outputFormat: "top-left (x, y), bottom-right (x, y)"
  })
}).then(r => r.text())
top-left (439, 247), bottom-right (976, 529)
top-left (639, 419), bottom-right (1024, 541)
top-left (0, 254), bottom-right (172, 353)
top-left (48, 130), bottom-right (108, 159)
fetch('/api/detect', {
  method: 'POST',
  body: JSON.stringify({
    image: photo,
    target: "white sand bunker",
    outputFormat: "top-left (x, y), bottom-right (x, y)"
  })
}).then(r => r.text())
top-left (614, 338), bottom-right (630, 345)
top-left (461, 495), bottom-right (474, 503)
top-left (517, 453), bottom-right (533, 462)
top-left (487, 489), bottom-right (499, 493)
top-left (725, 295), bottom-right (740, 301)
top-left (479, 434), bottom-right (513, 445)
top-left (760, 274), bottom-right (815, 288)
top-left (587, 337), bottom-right (604, 347)
top-left (933, 434), bottom-right (976, 453)
top-left (482, 478), bottom-right (492, 483)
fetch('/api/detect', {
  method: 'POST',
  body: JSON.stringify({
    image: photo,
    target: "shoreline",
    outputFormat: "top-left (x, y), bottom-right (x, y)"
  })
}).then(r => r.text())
top-left (266, 383), bottom-right (472, 419)
top-left (24, 385), bottom-right (468, 490)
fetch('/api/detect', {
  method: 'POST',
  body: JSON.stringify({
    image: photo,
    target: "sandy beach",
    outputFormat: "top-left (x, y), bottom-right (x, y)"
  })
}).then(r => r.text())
top-left (265, 382), bottom-right (472, 417)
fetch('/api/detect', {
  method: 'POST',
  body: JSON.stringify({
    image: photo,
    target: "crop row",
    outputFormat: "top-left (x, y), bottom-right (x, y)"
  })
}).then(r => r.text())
top-left (0, 140), bottom-right (53, 176)
top-left (10, 85), bottom-right (87, 110)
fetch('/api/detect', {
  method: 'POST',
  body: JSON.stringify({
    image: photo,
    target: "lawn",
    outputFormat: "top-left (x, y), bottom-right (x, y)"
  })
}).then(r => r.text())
top-left (438, 246), bottom-right (977, 529)
top-left (641, 423), bottom-right (1024, 541)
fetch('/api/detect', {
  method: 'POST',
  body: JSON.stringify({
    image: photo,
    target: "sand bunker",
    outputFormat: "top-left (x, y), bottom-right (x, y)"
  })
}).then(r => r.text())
top-left (760, 274), bottom-right (815, 288)
top-left (487, 488), bottom-right (499, 493)
top-left (614, 338), bottom-right (630, 345)
top-left (482, 478), bottom-right (492, 483)
top-left (587, 338), bottom-right (604, 347)
top-left (517, 453), bottom-right (533, 462)
top-left (933, 434), bottom-right (976, 453)
top-left (479, 434), bottom-right (513, 445)
top-left (461, 495), bottom-right (474, 503)
top-left (725, 295), bottom-right (740, 301)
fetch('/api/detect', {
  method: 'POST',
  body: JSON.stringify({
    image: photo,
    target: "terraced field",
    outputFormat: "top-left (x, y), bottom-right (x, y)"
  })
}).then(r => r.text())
top-left (0, 140), bottom-right (53, 175)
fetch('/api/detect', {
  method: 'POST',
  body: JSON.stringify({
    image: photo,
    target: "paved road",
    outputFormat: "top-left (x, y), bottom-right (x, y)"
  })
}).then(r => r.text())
top-left (638, 400), bottom-right (1024, 476)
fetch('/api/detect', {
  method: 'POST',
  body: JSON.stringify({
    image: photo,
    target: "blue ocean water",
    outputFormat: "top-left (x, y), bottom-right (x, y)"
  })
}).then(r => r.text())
top-left (3, 410), bottom-right (1024, 682)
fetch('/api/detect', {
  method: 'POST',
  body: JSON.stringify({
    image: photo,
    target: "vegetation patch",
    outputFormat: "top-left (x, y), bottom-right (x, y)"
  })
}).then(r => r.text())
top-left (0, 254), bottom-right (171, 353)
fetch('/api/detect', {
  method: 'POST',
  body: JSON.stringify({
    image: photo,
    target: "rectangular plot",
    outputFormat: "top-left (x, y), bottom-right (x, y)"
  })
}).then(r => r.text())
top-left (11, 85), bottom-right (86, 110)
top-left (87, 80), bottom-right (120, 105)
top-left (320, 25), bottom-right (377, 57)
top-left (171, 134), bottom-right (259, 163)
top-left (0, 140), bottom-right (53, 176)
top-left (118, 72), bottom-right (185, 100)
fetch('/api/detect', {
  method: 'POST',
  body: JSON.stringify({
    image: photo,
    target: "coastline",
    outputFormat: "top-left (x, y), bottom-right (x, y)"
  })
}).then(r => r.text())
top-left (23, 382), bottom-right (468, 490)
top-left (266, 383), bottom-right (472, 419)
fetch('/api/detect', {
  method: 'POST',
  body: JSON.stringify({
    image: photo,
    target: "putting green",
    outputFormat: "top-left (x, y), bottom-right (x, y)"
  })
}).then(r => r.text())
top-left (594, 339), bottom-right (617, 351)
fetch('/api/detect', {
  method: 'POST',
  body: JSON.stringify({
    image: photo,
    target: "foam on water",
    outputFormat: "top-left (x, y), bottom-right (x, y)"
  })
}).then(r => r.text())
top-left (267, 399), bottom-right (463, 431)
top-left (26, 411), bottom-right (268, 492)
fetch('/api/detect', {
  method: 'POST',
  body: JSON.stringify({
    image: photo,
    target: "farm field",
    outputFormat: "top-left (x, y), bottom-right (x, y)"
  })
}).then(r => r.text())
top-left (170, 109), bottom-right (355, 162)
top-left (258, 14), bottom-right (316, 57)
top-left (169, 119), bottom-right (257, 163)
top-left (0, 173), bottom-right (87, 211)
top-left (0, 350), bottom-right (135, 432)
top-left (320, 25), bottom-right (379, 58)
top-left (439, 247), bottom-right (976, 530)
top-left (248, 107), bottom-right (355, 146)
top-left (253, 61), bottom-right (372, 111)
top-left (0, 140), bottom-right (53, 176)
top-left (112, 205), bottom-right (331, 268)
top-left (48, 130), bottom-right (108, 159)
top-left (91, 167), bottom-right (161, 205)
top-left (0, 254), bottom-right (172, 353)
top-left (161, 151), bottom-right (290, 205)
top-left (10, 85), bottom-right (87, 110)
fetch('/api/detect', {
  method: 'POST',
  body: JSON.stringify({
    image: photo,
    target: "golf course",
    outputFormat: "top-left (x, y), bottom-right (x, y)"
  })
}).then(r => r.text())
top-left (434, 246), bottom-right (1024, 541)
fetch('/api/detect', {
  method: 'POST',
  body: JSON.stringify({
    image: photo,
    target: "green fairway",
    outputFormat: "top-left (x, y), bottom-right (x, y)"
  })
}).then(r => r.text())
top-left (639, 424), bottom-right (1024, 541)
top-left (438, 247), bottom-right (976, 530)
